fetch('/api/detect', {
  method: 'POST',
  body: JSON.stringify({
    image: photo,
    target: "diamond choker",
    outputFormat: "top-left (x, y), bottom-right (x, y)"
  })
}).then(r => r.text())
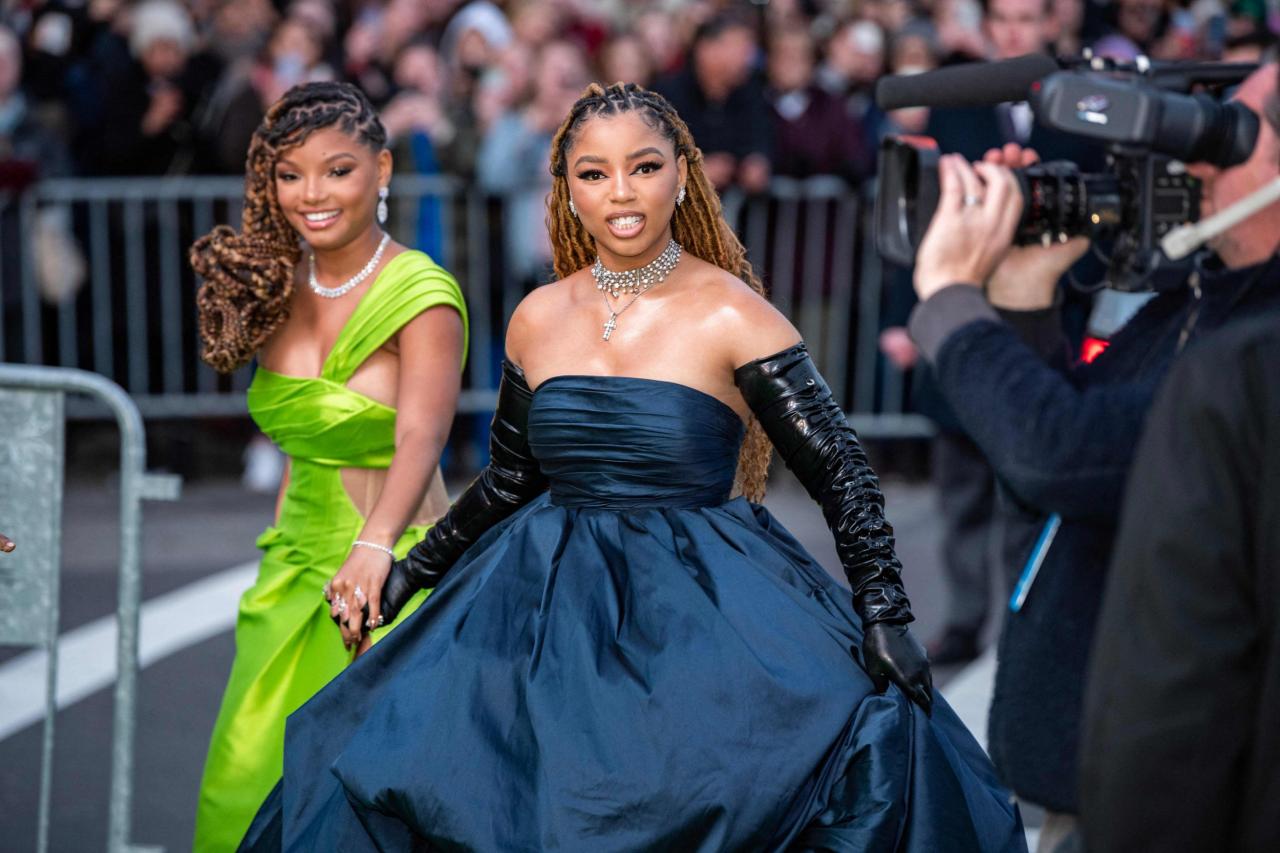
top-left (591, 239), bottom-right (683, 299)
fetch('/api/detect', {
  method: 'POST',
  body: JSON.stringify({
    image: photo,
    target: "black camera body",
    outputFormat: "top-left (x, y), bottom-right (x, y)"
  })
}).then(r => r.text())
top-left (874, 61), bottom-right (1259, 290)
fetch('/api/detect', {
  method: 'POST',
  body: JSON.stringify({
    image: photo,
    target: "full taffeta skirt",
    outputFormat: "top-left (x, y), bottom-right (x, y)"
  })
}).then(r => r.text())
top-left (242, 495), bottom-right (1023, 852)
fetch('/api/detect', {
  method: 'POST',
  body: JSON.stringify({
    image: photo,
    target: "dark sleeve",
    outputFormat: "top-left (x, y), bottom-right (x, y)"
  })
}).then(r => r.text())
top-left (906, 262), bottom-right (1073, 366)
top-left (994, 298), bottom-right (1073, 367)
top-left (907, 285), bottom-right (1000, 362)
top-left (1080, 329), bottom-right (1264, 853)
top-left (924, 313), bottom-right (1158, 520)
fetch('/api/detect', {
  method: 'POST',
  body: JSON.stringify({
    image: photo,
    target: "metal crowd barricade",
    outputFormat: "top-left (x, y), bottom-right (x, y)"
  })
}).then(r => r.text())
top-left (0, 364), bottom-right (180, 853)
top-left (0, 174), bottom-right (932, 436)
top-left (722, 178), bottom-right (934, 438)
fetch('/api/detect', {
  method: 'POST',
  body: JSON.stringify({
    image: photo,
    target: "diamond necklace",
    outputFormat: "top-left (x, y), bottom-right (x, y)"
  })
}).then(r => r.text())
top-left (308, 232), bottom-right (391, 299)
top-left (598, 242), bottom-right (683, 342)
top-left (591, 239), bottom-right (683, 299)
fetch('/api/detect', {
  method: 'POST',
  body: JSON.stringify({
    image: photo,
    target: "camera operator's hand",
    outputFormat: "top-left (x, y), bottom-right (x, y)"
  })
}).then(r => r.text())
top-left (982, 144), bottom-right (1090, 311)
top-left (913, 154), bottom-right (1023, 301)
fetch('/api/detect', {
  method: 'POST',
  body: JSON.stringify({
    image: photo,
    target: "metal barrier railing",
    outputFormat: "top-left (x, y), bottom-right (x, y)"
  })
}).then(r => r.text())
top-left (0, 364), bottom-right (180, 853)
top-left (0, 175), bottom-right (932, 437)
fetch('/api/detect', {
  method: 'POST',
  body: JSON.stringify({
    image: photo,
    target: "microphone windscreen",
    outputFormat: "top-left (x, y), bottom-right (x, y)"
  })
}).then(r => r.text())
top-left (874, 54), bottom-right (1060, 110)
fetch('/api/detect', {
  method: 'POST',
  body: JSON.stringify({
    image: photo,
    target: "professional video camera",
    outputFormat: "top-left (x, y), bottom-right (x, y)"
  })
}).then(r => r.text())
top-left (873, 54), bottom-right (1260, 290)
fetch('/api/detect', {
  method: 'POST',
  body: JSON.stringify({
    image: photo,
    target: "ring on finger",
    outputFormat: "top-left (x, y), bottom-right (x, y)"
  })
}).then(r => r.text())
top-left (963, 194), bottom-right (982, 208)
top-left (337, 597), bottom-right (348, 613)
top-left (353, 585), bottom-right (366, 603)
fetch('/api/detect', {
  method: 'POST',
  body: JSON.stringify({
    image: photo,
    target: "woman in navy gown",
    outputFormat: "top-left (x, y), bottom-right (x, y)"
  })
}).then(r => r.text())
top-left (243, 83), bottom-right (1025, 852)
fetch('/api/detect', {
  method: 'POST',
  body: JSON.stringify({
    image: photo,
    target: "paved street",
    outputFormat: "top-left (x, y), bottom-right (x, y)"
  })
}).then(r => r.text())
top-left (0, 472), bottom-right (1022, 851)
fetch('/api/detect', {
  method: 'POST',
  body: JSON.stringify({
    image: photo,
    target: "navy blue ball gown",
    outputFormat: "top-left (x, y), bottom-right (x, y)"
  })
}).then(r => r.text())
top-left (242, 376), bottom-right (1025, 852)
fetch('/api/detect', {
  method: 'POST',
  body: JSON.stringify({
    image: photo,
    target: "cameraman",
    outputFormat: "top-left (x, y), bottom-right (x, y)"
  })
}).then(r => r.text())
top-left (906, 62), bottom-right (1280, 851)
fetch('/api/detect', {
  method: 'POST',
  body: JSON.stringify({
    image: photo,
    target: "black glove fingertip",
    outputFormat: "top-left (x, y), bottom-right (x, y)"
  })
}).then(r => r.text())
top-left (913, 687), bottom-right (933, 716)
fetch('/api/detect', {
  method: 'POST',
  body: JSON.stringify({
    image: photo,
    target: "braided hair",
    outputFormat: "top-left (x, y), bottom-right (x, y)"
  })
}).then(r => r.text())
top-left (547, 82), bottom-right (773, 502)
top-left (190, 81), bottom-right (388, 373)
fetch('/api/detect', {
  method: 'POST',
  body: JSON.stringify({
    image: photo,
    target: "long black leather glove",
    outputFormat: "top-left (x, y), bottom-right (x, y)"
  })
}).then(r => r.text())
top-left (378, 360), bottom-right (548, 625)
top-left (734, 343), bottom-right (933, 715)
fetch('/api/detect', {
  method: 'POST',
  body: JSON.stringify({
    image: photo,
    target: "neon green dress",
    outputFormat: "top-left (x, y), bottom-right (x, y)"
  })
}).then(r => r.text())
top-left (193, 251), bottom-right (467, 852)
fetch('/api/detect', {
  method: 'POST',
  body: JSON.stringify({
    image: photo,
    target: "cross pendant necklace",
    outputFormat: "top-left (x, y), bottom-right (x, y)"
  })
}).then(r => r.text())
top-left (599, 288), bottom-right (650, 342)
top-left (598, 269), bottom-right (677, 342)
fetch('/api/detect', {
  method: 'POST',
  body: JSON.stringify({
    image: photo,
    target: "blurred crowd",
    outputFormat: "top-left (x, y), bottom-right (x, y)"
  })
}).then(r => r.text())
top-left (0, 0), bottom-right (1275, 194)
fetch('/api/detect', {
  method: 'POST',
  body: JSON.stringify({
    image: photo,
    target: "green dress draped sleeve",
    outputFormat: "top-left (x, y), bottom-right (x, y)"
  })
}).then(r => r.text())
top-left (193, 251), bottom-right (467, 852)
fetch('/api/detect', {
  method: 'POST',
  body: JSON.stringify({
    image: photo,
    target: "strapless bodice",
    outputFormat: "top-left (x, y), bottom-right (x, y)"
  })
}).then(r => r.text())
top-left (529, 375), bottom-right (746, 509)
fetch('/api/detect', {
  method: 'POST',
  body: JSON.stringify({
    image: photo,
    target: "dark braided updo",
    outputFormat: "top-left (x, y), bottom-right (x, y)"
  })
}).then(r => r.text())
top-left (190, 81), bottom-right (388, 373)
top-left (547, 82), bottom-right (773, 502)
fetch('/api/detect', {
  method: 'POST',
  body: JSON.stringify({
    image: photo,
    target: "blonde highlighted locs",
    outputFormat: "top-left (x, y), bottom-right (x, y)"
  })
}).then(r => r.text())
top-left (546, 82), bottom-right (773, 502)
top-left (190, 81), bottom-right (388, 373)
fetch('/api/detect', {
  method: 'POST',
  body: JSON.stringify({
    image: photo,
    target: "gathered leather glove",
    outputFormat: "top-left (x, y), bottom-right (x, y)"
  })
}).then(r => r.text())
top-left (379, 360), bottom-right (548, 625)
top-left (735, 343), bottom-right (933, 715)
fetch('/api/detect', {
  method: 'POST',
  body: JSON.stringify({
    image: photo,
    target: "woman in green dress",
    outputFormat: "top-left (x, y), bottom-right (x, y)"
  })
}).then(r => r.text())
top-left (187, 81), bottom-right (467, 852)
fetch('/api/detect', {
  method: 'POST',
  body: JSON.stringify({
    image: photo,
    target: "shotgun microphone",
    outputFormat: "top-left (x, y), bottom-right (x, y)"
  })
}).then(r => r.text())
top-left (874, 53), bottom-right (1060, 110)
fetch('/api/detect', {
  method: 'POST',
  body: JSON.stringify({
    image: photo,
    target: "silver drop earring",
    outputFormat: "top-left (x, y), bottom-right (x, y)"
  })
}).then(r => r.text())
top-left (569, 198), bottom-right (578, 218)
top-left (676, 186), bottom-right (686, 206)
top-left (377, 186), bottom-right (389, 224)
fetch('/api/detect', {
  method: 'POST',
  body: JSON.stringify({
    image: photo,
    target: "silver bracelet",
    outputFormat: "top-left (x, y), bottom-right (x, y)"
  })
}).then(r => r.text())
top-left (352, 540), bottom-right (396, 560)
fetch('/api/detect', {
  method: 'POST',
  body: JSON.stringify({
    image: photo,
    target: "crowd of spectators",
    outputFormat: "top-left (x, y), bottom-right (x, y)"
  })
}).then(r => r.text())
top-left (0, 0), bottom-right (1275, 195)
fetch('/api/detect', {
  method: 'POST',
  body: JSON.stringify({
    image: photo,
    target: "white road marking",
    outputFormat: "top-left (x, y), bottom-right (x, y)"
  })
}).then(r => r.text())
top-left (1, 561), bottom-right (1033, 844)
top-left (0, 562), bottom-right (256, 742)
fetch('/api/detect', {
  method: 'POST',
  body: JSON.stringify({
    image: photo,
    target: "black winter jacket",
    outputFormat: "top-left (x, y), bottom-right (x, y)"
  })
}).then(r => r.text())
top-left (1080, 312), bottom-right (1280, 852)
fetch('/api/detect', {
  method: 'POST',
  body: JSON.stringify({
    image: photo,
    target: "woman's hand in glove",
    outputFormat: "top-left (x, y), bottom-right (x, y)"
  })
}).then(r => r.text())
top-left (863, 622), bottom-right (933, 716)
top-left (377, 557), bottom-right (420, 627)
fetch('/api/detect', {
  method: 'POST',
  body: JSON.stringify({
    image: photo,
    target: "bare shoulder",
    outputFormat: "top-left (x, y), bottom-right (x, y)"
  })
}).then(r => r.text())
top-left (679, 256), bottom-right (801, 368)
top-left (504, 273), bottom-right (582, 365)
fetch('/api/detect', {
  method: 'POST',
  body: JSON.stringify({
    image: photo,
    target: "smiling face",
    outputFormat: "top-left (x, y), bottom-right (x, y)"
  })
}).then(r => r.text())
top-left (272, 125), bottom-right (392, 252)
top-left (565, 111), bottom-right (688, 269)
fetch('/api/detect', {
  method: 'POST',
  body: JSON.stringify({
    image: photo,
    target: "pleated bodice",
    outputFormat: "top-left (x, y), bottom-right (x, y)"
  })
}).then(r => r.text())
top-left (529, 375), bottom-right (745, 509)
